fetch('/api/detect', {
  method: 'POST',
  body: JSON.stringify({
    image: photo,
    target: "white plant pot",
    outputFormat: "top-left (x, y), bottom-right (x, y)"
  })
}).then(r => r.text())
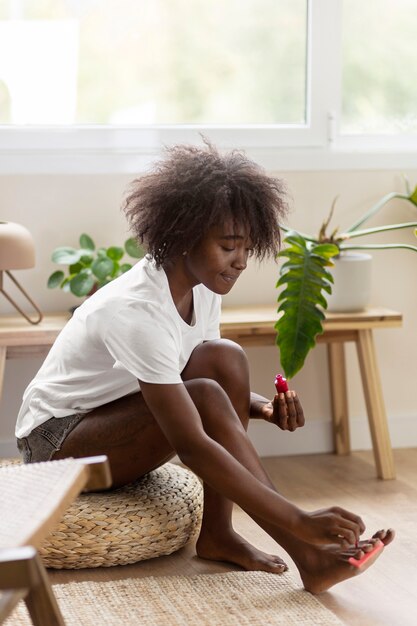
top-left (326, 252), bottom-right (372, 313)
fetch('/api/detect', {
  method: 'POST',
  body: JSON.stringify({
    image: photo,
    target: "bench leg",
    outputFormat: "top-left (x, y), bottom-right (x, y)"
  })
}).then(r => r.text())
top-left (327, 341), bottom-right (351, 455)
top-left (356, 329), bottom-right (396, 480)
top-left (0, 546), bottom-right (65, 626)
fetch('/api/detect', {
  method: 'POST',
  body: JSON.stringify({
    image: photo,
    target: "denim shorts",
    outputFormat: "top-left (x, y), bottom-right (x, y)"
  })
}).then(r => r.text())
top-left (16, 413), bottom-right (86, 463)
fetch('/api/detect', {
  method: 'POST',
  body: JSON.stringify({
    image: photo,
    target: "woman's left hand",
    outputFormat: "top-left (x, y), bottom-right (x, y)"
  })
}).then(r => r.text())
top-left (260, 391), bottom-right (305, 431)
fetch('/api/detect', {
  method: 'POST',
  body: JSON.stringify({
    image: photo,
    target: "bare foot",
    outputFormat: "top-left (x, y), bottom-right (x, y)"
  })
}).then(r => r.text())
top-left (299, 529), bottom-right (395, 594)
top-left (196, 528), bottom-right (288, 574)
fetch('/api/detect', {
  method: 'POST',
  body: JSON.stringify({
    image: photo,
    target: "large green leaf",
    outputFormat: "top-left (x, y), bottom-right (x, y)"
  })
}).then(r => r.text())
top-left (47, 270), bottom-right (64, 289)
top-left (106, 246), bottom-right (124, 261)
top-left (51, 247), bottom-right (82, 265)
top-left (275, 232), bottom-right (339, 379)
top-left (91, 256), bottom-right (115, 280)
top-left (79, 233), bottom-right (95, 250)
top-left (70, 269), bottom-right (95, 297)
top-left (79, 253), bottom-right (94, 266)
top-left (69, 262), bottom-right (83, 274)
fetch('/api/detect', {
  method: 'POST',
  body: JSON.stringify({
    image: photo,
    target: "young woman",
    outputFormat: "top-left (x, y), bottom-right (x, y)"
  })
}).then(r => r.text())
top-left (16, 143), bottom-right (393, 593)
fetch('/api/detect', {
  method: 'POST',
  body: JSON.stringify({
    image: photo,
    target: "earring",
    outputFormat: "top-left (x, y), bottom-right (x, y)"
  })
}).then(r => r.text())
top-left (182, 251), bottom-right (187, 256)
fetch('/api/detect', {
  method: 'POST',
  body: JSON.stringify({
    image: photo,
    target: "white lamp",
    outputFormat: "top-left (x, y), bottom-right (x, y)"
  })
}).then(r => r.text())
top-left (0, 221), bottom-right (43, 324)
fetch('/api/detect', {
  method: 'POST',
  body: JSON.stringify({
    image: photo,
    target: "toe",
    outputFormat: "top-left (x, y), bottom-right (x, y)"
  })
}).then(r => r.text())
top-left (269, 555), bottom-right (288, 571)
top-left (255, 553), bottom-right (287, 573)
top-left (372, 528), bottom-right (395, 546)
top-left (361, 543), bottom-right (376, 553)
top-left (271, 562), bottom-right (287, 574)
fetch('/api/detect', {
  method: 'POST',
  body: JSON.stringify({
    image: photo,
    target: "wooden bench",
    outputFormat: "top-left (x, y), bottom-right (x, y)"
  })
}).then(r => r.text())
top-left (220, 306), bottom-right (402, 480)
top-left (0, 456), bottom-right (111, 625)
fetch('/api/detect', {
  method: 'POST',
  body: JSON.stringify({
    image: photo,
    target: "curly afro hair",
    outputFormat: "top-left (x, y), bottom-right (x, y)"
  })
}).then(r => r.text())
top-left (123, 142), bottom-right (287, 268)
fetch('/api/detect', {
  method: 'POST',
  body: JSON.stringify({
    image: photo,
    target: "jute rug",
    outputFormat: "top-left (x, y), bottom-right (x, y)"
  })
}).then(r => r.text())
top-left (6, 571), bottom-right (343, 626)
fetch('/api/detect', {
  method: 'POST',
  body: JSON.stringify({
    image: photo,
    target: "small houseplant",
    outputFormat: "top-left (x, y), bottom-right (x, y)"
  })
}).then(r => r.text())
top-left (47, 233), bottom-right (144, 297)
top-left (276, 182), bottom-right (417, 379)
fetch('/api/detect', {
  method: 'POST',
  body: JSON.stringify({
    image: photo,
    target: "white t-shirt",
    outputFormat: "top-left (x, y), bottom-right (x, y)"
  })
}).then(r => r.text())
top-left (16, 256), bottom-right (221, 438)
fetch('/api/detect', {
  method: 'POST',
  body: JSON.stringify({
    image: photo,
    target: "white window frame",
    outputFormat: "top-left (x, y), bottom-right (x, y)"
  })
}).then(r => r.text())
top-left (0, 0), bottom-right (416, 174)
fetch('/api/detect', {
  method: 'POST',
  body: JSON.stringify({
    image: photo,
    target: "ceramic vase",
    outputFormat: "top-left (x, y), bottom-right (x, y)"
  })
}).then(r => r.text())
top-left (326, 252), bottom-right (372, 313)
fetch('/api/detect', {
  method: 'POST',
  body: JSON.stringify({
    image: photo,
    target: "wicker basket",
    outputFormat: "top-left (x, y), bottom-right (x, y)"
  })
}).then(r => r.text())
top-left (0, 459), bottom-right (203, 569)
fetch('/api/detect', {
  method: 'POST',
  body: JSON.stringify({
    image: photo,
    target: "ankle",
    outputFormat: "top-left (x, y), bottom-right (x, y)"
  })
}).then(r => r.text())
top-left (197, 522), bottom-right (234, 544)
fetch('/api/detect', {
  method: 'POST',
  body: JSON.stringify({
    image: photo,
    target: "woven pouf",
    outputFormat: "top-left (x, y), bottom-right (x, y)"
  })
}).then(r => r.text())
top-left (0, 460), bottom-right (203, 569)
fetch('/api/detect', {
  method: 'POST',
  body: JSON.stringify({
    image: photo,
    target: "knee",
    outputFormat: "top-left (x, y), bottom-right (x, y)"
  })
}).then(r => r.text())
top-left (199, 338), bottom-right (249, 374)
top-left (182, 339), bottom-right (250, 400)
top-left (206, 339), bottom-right (250, 390)
top-left (207, 338), bottom-right (246, 357)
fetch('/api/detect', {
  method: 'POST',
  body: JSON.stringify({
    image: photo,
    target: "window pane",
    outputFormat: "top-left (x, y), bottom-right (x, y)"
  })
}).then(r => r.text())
top-left (0, 0), bottom-right (307, 126)
top-left (342, 0), bottom-right (417, 134)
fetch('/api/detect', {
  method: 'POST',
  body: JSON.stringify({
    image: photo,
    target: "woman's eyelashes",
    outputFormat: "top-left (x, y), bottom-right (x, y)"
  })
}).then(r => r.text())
top-left (221, 246), bottom-right (254, 255)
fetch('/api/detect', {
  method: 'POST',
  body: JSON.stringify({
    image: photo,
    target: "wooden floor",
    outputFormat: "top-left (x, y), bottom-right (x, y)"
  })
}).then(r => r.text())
top-left (51, 449), bottom-right (417, 626)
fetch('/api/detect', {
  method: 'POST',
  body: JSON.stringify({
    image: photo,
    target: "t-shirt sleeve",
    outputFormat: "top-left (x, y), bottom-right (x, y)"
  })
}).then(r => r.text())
top-left (103, 303), bottom-right (182, 384)
top-left (204, 293), bottom-right (222, 341)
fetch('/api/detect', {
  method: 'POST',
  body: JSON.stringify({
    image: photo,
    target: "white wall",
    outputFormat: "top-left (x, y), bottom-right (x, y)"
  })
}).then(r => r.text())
top-left (1, 168), bottom-right (416, 458)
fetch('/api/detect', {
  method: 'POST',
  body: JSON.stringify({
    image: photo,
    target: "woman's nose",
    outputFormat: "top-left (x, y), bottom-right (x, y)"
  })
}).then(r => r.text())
top-left (232, 249), bottom-right (248, 270)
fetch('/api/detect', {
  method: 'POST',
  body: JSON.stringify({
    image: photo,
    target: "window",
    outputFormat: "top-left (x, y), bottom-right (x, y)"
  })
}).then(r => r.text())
top-left (341, 0), bottom-right (417, 135)
top-left (0, 0), bottom-right (307, 126)
top-left (0, 0), bottom-right (416, 173)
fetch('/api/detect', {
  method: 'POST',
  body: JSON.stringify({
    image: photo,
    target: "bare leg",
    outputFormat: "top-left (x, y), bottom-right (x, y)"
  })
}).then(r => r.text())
top-left (180, 340), bottom-right (394, 592)
top-left (52, 390), bottom-right (177, 487)
top-left (182, 339), bottom-right (287, 573)
top-left (53, 340), bottom-right (394, 592)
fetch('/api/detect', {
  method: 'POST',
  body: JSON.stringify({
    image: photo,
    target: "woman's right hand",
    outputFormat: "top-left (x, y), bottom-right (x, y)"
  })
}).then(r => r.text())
top-left (295, 506), bottom-right (366, 547)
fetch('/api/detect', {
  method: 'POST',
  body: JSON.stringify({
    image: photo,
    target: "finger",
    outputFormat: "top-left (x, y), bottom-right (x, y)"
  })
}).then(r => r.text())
top-left (276, 393), bottom-right (290, 430)
top-left (292, 392), bottom-right (305, 427)
top-left (334, 527), bottom-right (357, 547)
top-left (361, 541), bottom-right (377, 553)
top-left (337, 518), bottom-right (364, 545)
top-left (285, 392), bottom-right (298, 431)
top-left (334, 526), bottom-right (356, 545)
top-left (333, 507), bottom-right (366, 535)
top-left (271, 396), bottom-right (280, 424)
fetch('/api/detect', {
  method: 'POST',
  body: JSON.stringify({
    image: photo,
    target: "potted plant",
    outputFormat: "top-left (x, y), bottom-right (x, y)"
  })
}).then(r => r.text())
top-left (47, 233), bottom-right (144, 297)
top-left (276, 182), bottom-right (417, 379)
